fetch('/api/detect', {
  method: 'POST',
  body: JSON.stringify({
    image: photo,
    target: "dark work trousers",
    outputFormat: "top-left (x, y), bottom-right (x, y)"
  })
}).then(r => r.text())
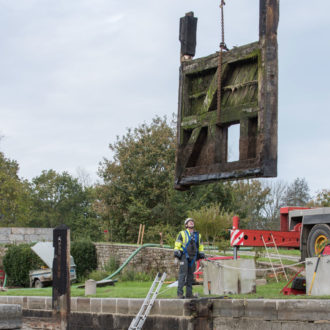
top-left (177, 256), bottom-right (196, 297)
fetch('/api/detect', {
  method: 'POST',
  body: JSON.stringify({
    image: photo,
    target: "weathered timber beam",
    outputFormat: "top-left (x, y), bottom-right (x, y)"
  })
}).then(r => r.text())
top-left (259, 0), bottom-right (279, 176)
top-left (182, 42), bottom-right (259, 75)
top-left (223, 80), bottom-right (258, 92)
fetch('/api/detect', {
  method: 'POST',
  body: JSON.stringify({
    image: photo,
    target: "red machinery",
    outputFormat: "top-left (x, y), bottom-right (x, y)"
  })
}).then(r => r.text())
top-left (0, 270), bottom-right (5, 288)
top-left (230, 207), bottom-right (330, 259)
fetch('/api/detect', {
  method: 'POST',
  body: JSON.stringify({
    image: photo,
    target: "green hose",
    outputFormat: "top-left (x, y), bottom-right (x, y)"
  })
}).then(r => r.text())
top-left (102, 243), bottom-right (169, 281)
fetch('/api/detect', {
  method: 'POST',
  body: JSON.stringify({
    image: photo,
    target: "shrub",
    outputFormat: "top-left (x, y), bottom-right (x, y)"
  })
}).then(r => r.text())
top-left (87, 269), bottom-right (109, 282)
top-left (144, 223), bottom-right (178, 247)
top-left (104, 256), bottom-right (120, 273)
top-left (216, 239), bottom-right (230, 255)
top-left (3, 244), bottom-right (43, 287)
top-left (120, 267), bottom-right (155, 282)
top-left (71, 240), bottom-right (97, 279)
top-left (188, 203), bottom-right (233, 245)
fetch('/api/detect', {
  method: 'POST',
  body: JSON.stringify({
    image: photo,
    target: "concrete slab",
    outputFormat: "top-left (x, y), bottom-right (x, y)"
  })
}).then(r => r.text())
top-left (212, 299), bottom-right (244, 318)
top-left (277, 299), bottom-right (330, 321)
top-left (149, 299), bottom-right (160, 316)
top-left (27, 297), bottom-right (46, 310)
top-left (0, 297), bottom-right (8, 304)
top-left (203, 259), bottom-right (256, 295)
top-left (76, 297), bottom-right (91, 313)
top-left (45, 297), bottom-right (52, 310)
top-left (101, 298), bottom-right (116, 314)
top-left (116, 298), bottom-right (129, 314)
top-left (214, 318), bottom-right (281, 330)
top-left (0, 304), bottom-right (22, 329)
top-left (90, 298), bottom-right (101, 313)
top-left (159, 299), bottom-right (186, 317)
top-left (244, 299), bottom-right (278, 320)
top-left (128, 298), bottom-right (144, 315)
top-left (7, 296), bottom-right (23, 306)
top-left (306, 256), bottom-right (330, 295)
top-left (71, 297), bottom-right (77, 312)
top-left (281, 321), bottom-right (330, 330)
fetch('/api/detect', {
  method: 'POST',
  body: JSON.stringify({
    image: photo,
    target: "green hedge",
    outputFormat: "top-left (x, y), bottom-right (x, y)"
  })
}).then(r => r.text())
top-left (71, 240), bottom-right (97, 279)
top-left (3, 244), bottom-right (43, 287)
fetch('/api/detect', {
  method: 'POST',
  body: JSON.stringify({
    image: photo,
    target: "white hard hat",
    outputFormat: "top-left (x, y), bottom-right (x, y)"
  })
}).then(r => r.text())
top-left (184, 218), bottom-right (194, 226)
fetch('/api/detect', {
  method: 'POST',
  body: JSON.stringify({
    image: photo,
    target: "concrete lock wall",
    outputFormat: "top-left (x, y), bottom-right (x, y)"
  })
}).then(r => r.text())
top-left (0, 304), bottom-right (22, 329)
top-left (212, 299), bottom-right (330, 330)
top-left (2, 296), bottom-right (330, 330)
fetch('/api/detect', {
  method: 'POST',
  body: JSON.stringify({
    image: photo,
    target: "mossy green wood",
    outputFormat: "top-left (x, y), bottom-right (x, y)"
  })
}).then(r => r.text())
top-left (175, 0), bottom-right (278, 190)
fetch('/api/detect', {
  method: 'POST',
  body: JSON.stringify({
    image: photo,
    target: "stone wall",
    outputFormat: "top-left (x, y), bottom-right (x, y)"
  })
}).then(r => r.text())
top-left (0, 228), bottom-right (52, 244)
top-left (0, 304), bottom-right (22, 329)
top-left (2, 296), bottom-right (330, 330)
top-left (94, 244), bottom-right (178, 278)
top-left (212, 299), bottom-right (330, 330)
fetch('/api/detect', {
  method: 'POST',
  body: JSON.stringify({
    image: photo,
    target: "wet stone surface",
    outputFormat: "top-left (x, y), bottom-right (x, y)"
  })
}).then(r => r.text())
top-left (22, 317), bottom-right (60, 330)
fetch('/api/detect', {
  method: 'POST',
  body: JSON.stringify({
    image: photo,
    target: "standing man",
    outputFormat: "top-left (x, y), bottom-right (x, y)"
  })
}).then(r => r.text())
top-left (174, 218), bottom-right (205, 298)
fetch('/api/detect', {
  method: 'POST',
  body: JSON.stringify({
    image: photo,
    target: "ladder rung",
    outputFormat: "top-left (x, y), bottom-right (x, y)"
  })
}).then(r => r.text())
top-left (128, 272), bottom-right (166, 330)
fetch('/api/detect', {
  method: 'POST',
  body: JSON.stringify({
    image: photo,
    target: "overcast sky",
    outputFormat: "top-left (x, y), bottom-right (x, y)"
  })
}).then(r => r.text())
top-left (0, 0), bottom-right (329, 196)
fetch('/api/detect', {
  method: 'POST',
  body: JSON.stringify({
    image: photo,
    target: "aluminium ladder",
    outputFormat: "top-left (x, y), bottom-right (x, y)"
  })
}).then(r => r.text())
top-left (261, 234), bottom-right (288, 282)
top-left (128, 272), bottom-right (167, 330)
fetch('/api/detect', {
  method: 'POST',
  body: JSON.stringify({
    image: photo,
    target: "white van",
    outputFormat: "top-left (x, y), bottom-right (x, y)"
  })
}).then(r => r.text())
top-left (29, 242), bottom-right (76, 288)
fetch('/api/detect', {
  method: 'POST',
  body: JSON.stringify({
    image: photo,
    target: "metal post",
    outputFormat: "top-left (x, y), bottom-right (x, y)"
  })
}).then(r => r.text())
top-left (233, 246), bottom-right (238, 260)
top-left (232, 216), bottom-right (240, 260)
top-left (52, 224), bottom-right (71, 330)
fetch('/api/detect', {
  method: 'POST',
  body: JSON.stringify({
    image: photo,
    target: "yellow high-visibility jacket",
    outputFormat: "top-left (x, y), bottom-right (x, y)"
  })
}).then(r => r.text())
top-left (174, 230), bottom-right (204, 253)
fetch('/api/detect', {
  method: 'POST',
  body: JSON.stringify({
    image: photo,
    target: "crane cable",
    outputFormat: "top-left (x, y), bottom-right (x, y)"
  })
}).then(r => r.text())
top-left (217, 0), bottom-right (228, 124)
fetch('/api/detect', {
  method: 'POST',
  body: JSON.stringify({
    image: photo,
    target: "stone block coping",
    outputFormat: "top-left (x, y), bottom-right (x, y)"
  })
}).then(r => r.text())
top-left (1, 296), bottom-right (330, 322)
top-left (0, 304), bottom-right (22, 329)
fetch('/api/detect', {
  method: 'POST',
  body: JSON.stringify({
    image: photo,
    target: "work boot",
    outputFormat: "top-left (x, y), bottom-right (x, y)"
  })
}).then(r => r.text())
top-left (177, 295), bottom-right (185, 299)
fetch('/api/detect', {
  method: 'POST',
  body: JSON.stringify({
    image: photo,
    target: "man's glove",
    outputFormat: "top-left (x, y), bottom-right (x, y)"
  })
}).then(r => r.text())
top-left (174, 250), bottom-right (182, 259)
top-left (198, 252), bottom-right (205, 260)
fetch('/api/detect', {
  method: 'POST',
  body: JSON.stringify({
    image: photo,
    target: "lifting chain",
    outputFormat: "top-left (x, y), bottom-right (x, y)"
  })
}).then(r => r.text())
top-left (217, 0), bottom-right (228, 124)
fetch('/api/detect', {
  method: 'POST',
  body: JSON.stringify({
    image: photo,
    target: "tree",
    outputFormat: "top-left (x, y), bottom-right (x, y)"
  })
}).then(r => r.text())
top-left (262, 179), bottom-right (287, 230)
top-left (282, 177), bottom-right (311, 207)
top-left (308, 189), bottom-right (330, 207)
top-left (229, 180), bottom-right (270, 229)
top-left (97, 116), bottom-right (180, 242)
top-left (29, 170), bottom-right (101, 240)
top-left (0, 151), bottom-right (32, 226)
top-left (188, 203), bottom-right (233, 245)
top-left (98, 114), bottom-right (269, 243)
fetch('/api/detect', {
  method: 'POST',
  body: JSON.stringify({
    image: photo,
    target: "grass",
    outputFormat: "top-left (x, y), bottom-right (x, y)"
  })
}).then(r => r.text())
top-left (235, 254), bottom-right (299, 265)
top-left (0, 281), bottom-right (200, 298)
top-left (267, 248), bottom-right (301, 256)
top-left (0, 249), bottom-right (321, 300)
top-left (2, 280), bottom-right (330, 300)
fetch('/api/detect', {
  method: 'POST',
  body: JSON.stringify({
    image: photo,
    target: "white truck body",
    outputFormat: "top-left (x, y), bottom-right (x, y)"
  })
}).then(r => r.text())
top-left (29, 242), bottom-right (76, 288)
